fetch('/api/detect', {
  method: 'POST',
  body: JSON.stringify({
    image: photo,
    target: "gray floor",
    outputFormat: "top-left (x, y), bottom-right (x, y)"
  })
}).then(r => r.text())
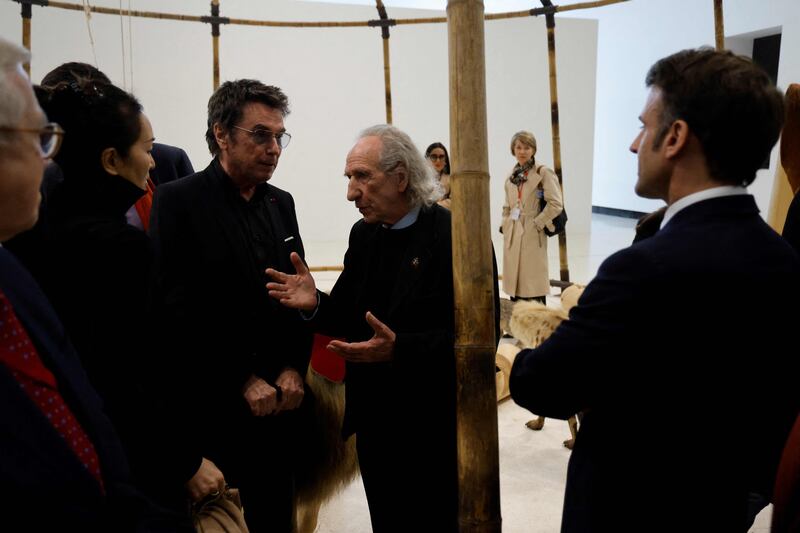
top-left (307, 214), bottom-right (773, 532)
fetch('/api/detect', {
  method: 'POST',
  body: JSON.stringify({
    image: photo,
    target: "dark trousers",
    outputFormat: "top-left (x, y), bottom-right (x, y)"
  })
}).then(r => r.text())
top-left (356, 423), bottom-right (458, 533)
top-left (207, 404), bottom-right (302, 533)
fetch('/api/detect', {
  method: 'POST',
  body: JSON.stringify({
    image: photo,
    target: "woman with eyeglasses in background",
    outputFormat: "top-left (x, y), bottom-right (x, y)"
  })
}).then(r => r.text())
top-left (425, 142), bottom-right (451, 209)
top-left (31, 79), bottom-right (222, 525)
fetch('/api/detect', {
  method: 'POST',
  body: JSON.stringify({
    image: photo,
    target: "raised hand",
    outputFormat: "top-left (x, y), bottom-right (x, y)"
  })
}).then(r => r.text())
top-left (266, 252), bottom-right (318, 311)
top-left (327, 311), bottom-right (396, 363)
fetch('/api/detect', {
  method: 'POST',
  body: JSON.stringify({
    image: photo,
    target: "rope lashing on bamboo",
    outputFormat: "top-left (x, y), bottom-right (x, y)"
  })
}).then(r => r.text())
top-left (10, 0), bottom-right (629, 30)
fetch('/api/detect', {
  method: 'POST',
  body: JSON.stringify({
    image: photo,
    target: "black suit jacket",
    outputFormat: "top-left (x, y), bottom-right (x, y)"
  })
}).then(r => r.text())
top-left (150, 143), bottom-right (194, 186)
top-left (150, 159), bottom-right (311, 420)
top-left (510, 195), bottom-right (800, 532)
top-left (0, 248), bottom-right (191, 532)
top-left (314, 205), bottom-right (458, 435)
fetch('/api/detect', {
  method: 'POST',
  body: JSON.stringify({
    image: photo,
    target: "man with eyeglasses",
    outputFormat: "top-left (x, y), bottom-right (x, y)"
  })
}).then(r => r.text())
top-left (149, 79), bottom-right (311, 533)
top-left (0, 36), bottom-right (192, 532)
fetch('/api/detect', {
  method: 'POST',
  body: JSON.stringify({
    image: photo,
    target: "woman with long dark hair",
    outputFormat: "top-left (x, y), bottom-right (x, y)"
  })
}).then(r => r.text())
top-left (39, 79), bottom-right (224, 518)
top-left (425, 141), bottom-right (451, 209)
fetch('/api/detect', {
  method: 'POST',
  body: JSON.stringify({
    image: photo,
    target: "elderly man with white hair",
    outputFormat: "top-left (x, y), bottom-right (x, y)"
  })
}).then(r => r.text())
top-left (266, 124), bottom-right (495, 532)
top-left (0, 36), bottom-right (191, 532)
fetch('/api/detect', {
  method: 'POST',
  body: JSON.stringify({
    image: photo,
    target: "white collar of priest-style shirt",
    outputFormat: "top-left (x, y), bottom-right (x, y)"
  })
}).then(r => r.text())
top-left (660, 185), bottom-right (748, 230)
top-left (384, 205), bottom-right (421, 230)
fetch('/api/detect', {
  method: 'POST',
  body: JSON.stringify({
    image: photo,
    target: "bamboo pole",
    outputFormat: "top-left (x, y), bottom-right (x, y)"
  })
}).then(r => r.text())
top-left (713, 0), bottom-right (725, 50)
top-left (375, 1), bottom-right (392, 124)
top-left (541, 1), bottom-right (570, 283)
top-left (20, 1), bottom-right (31, 76)
top-left (211, 0), bottom-right (221, 90)
top-left (447, 1), bottom-right (501, 532)
top-left (18, 0), bottom-right (629, 29)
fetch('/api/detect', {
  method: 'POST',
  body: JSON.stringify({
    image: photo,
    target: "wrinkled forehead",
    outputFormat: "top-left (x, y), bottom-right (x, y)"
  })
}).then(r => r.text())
top-left (346, 136), bottom-right (383, 168)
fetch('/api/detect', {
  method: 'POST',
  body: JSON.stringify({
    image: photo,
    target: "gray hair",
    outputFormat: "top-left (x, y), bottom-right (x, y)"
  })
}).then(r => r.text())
top-left (359, 124), bottom-right (443, 209)
top-left (0, 37), bottom-right (31, 145)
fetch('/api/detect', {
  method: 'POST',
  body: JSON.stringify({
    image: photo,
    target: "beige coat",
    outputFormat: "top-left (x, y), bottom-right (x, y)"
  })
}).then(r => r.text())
top-left (501, 163), bottom-right (563, 298)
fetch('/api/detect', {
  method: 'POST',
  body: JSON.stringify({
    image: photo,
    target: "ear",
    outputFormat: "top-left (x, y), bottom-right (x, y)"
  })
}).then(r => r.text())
top-left (213, 123), bottom-right (229, 150)
top-left (101, 147), bottom-right (122, 176)
top-left (663, 119), bottom-right (690, 159)
top-left (395, 167), bottom-right (409, 193)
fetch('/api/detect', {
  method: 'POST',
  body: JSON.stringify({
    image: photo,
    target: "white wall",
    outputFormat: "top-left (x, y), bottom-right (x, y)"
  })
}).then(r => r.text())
top-left (579, 0), bottom-right (800, 214)
top-left (0, 0), bottom-right (597, 267)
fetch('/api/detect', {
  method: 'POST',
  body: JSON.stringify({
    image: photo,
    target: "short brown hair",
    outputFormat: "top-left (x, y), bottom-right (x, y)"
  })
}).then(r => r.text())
top-left (510, 131), bottom-right (537, 157)
top-left (645, 48), bottom-right (784, 186)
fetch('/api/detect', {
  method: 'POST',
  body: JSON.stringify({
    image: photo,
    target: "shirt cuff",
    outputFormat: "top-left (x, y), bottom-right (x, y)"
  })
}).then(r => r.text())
top-left (299, 291), bottom-right (321, 321)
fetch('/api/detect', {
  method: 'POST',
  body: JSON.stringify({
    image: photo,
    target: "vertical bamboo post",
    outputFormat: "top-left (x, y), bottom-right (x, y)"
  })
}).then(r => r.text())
top-left (447, 1), bottom-right (501, 532)
top-left (541, 1), bottom-right (570, 283)
top-left (375, 1), bottom-right (393, 124)
top-left (21, 1), bottom-right (32, 76)
top-left (210, 0), bottom-right (221, 90)
top-left (713, 0), bottom-right (724, 50)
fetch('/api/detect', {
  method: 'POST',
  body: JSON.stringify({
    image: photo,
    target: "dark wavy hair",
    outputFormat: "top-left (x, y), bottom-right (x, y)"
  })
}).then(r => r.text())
top-left (645, 48), bottom-right (784, 187)
top-left (205, 79), bottom-right (290, 156)
top-left (44, 80), bottom-right (143, 179)
top-left (425, 142), bottom-right (450, 175)
top-left (40, 61), bottom-right (111, 89)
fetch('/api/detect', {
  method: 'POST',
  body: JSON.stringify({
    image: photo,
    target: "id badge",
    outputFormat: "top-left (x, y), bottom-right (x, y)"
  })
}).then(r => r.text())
top-left (510, 207), bottom-right (521, 221)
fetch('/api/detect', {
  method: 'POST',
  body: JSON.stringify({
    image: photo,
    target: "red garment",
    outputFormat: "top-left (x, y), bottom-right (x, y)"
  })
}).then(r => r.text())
top-left (0, 290), bottom-right (105, 492)
top-left (134, 177), bottom-right (155, 232)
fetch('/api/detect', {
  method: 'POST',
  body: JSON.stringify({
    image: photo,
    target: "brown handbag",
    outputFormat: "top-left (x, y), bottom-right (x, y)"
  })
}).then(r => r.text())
top-left (192, 487), bottom-right (250, 533)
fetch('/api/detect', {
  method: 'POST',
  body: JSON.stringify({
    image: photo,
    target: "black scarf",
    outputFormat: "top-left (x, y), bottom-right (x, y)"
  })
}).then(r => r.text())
top-left (510, 158), bottom-right (536, 186)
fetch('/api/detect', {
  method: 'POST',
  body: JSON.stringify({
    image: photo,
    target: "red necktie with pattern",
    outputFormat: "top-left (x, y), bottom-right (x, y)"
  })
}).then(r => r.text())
top-left (0, 289), bottom-right (105, 493)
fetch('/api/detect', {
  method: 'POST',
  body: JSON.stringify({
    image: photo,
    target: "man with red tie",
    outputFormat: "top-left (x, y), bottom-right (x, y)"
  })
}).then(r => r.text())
top-left (0, 36), bottom-right (190, 532)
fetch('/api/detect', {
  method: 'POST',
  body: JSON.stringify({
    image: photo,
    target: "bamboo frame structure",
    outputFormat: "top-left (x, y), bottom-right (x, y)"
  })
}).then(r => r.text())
top-left (714, 0), bottom-right (725, 50)
top-left (541, 0), bottom-right (570, 283)
top-left (448, 1), bottom-right (501, 531)
top-left (211, 0), bottom-right (221, 90)
top-left (375, 0), bottom-right (393, 124)
top-left (20, 0), bottom-right (31, 75)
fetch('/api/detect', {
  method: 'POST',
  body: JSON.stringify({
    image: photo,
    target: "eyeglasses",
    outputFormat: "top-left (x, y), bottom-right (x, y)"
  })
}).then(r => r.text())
top-left (0, 122), bottom-right (65, 159)
top-left (232, 126), bottom-right (292, 149)
top-left (428, 154), bottom-right (446, 161)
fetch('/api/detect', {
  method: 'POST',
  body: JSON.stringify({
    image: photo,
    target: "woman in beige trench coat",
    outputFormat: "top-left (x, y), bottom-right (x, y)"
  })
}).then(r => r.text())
top-left (501, 131), bottom-right (563, 302)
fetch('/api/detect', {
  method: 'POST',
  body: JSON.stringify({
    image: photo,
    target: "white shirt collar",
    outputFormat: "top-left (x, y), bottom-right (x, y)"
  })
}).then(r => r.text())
top-left (660, 186), bottom-right (748, 229)
top-left (384, 205), bottom-right (421, 230)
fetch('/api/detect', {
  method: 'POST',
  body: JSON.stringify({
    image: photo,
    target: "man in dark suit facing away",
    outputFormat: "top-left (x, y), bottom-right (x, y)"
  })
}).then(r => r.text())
top-left (149, 79), bottom-right (312, 533)
top-left (0, 36), bottom-right (191, 533)
top-left (510, 48), bottom-right (800, 532)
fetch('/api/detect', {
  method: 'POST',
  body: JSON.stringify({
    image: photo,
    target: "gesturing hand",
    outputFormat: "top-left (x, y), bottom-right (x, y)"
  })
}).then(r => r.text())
top-left (266, 252), bottom-right (318, 312)
top-left (327, 311), bottom-right (396, 363)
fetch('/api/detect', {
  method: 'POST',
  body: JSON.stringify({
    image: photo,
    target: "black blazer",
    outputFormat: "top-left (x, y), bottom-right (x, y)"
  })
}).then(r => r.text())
top-left (150, 143), bottom-right (194, 186)
top-left (314, 205), bottom-right (458, 435)
top-left (0, 248), bottom-right (191, 532)
top-left (510, 195), bottom-right (800, 532)
top-left (150, 159), bottom-right (311, 418)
